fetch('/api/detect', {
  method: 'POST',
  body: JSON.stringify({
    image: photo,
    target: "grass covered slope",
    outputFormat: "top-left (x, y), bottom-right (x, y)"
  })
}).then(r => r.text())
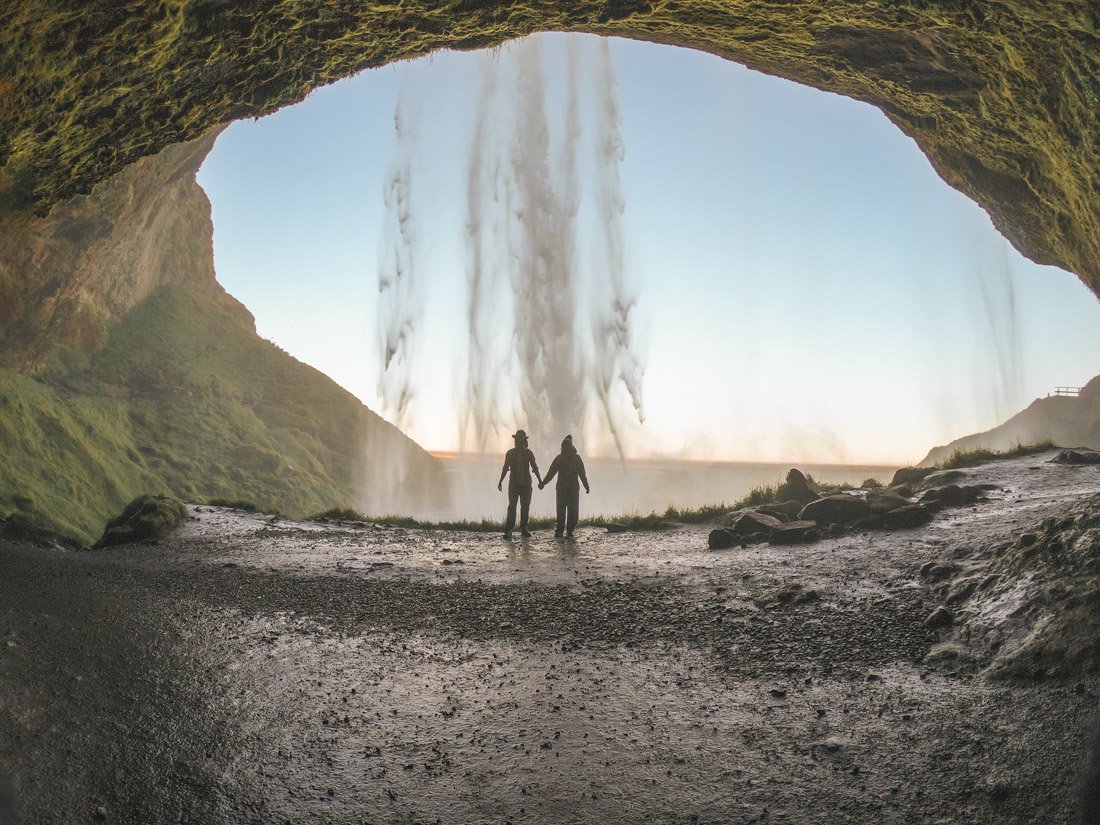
top-left (0, 281), bottom-right (445, 544)
top-left (0, 2), bottom-right (1097, 290)
top-left (921, 376), bottom-right (1100, 466)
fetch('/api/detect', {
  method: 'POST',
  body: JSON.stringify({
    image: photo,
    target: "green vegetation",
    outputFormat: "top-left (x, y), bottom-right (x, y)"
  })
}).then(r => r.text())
top-left (938, 439), bottom-right (1057, 470)
top-left (1, 1), bottom-right (1096, 288)
top-left (94, 493), bottom-right (188, 549)
top-left (0, 282), bottom-right (442, 544)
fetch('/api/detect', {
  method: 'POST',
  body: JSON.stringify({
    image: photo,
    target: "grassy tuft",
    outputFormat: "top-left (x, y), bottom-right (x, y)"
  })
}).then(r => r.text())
top-left (939, 440), bottom-right (1057, 470)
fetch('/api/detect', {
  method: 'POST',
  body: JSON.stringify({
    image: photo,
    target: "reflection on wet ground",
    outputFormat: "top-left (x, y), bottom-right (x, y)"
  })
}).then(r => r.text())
top-left (1, 453), bottom-right (1098, 823)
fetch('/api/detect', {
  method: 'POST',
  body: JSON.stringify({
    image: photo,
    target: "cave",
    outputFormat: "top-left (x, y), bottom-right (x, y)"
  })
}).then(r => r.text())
top-left (1, 3), bottom-right (1099, 823)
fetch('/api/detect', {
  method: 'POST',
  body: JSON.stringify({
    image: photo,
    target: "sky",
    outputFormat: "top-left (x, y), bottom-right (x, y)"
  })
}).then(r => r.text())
top-left (196, 33), bottom-right (1100, 466)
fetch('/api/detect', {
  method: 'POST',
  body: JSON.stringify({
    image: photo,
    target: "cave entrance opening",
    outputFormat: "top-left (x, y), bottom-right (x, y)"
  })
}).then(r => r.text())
top-left (194, 32), bottom-right (1100, 519)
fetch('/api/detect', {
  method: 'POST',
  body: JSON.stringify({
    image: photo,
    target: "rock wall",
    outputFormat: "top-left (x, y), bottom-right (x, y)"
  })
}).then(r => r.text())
top-left (0, 132), bottom-right (447, 543)
top-left (1, 1), bottom-right (1097, 290)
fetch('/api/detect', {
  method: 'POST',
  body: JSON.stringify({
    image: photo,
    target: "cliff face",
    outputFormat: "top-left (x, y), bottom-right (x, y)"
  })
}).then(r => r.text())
top-left (0, 135), bottom-right (446, 543)
top-left (0, 2), bottom-right (1097, 291)
top-left (920, 376), bottom-right (1100, 467)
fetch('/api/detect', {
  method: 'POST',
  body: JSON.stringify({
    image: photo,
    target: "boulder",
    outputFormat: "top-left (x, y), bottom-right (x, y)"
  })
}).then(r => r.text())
top-left (776, 469), bottom-right (818, 505)
top-left (94, 494), bottom-right (188, 549)
top-left (723, 510), bottom-right (783, 535)
top-left (1051, 449), bottom-right (1100, 465)
top-left (921, 469), bottom-right (968, 488)
top-left (799, 495), bottom-right (870, 525)
top-left (866, 490), bottom-right (913, 514)
top-left (768, 520), bottom-right (820, 545)
top-left (708, 528), bottom-right (742, 550)
top-left (890, 466), bottom-right (935, 487)
top-left (920, 484), bottom-right (986, 507)
top-left (877, 504), bottom-right (933, 530)
top-left (924, 606), bottom-right (955, 629)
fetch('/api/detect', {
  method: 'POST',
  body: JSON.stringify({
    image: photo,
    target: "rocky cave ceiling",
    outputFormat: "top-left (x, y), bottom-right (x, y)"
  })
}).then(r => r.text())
top-left (1, 1), bottom-right (1097, 289)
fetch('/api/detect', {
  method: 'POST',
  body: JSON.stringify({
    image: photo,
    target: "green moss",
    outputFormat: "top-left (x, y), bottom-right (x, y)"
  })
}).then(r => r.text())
top-left (1, 2), bottom-right (1096, 287)
top-left (94, 493), bottom-right (187, 548)
top-left (0, 280), bottom-right (441, 544)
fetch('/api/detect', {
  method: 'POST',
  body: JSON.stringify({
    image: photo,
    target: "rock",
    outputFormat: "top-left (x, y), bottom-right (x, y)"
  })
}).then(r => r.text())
top-left (799, 495), bottom-right (870, 525)
top-left (890, 466), bottom-right (935, 487)
top-left (921, 469), bottom-right (968, 487)
top-left (720, 510), bottom-right (783, 535)
top-left (768, 520), bottom-right (820, 545)
top-left (877, 504), bottom-right (933, 530)
top-left (924, 606), bottom-right (954, 629)
top-left (920, 484), bottom-right (986, 507)
top-left (1051, 449), bottom-right (1100, 465)
top-left (94, 806), bottom-right (108, 821)
top-left (889, 483), bottom-right (914, 498)
top-left (708, 528), bottom-right (742, 550)
top-left (604, 523), bottom-right (629, 533)
top-left (776, 469), bottom-right (819, 505)
top-left (93, 494), bottom-right (188, 549)
top-left (822, 736), bottom-right (847, 753)
top-left (865, 490), bottom-right (913, 514)
top-left (919, 561), bottom-right (959, 582)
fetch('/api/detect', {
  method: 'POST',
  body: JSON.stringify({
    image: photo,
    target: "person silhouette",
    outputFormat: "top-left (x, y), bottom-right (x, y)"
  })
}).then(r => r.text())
top-left (497, 429), bottom-right (542, 538)
top-left (539, 434), bottom-right (590, 538)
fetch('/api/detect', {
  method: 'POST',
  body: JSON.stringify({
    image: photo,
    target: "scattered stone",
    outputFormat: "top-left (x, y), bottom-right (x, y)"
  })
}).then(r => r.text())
top-left (924, 606), bottom-right (954, 630)
top-left (768, 520), bottom-right (819, 545)
top-left (799, 495), bottom-right (870, 525)
top-left (707, 528), bottom-right (742, 551)
top-left (888, 483), bottom-right (914, 498)
top-left (604, 523), bottom-right (629, 533)
top-left (865, 490), bottom-right (912, 514)
top-left (920, 561), bottom-right (959, 582)
top-left (94, 806), bottom-right (108, 821)
top-left (822, 736), bottom-right (846, 753)
top-left (889, 466), bottom-right (935, 487)
top-left (768, 688), bottom-right (787, 699)
top-left (776, 469), bottom-right (819, 505)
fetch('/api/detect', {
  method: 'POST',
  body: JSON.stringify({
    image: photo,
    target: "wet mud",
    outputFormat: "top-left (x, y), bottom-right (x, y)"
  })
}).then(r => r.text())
top-left (1, 452), bottom-right (1098, 823)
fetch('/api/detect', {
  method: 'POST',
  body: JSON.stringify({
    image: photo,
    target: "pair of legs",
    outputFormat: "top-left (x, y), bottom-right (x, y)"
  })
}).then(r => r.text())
top-left (555, 486), bottom-right (580, 537)
top-left (504, 484), bottom-right (532, 537)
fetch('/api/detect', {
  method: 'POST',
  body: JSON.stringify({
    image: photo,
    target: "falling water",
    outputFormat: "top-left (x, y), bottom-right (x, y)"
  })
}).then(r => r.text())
top-left (377, 88), bottom-right (418, 431)
top-left (459, 36), bottom-right (645, 458)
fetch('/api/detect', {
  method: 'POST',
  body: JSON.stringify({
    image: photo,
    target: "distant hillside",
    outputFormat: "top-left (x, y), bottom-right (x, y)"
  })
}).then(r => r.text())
top-left (0, 133), bottom-right (446, 544)
top-left (920, 377), bottom-right (1100, 467)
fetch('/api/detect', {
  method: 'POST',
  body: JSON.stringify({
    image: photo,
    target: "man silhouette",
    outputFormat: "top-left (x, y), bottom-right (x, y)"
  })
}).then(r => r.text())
top-left (539, 434), bottom-right (590, 538)
top-left (497, 429), bottom-right (542, 538)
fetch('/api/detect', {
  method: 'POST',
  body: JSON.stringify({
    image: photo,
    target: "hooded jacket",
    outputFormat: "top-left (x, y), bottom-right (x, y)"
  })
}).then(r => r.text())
top-left (543, 440), bottom-right (589, 492)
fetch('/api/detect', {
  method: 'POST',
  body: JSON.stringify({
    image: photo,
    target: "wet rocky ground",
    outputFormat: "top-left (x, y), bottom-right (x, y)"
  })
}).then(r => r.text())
top-left (2, 451), bottom-right (1099, 823)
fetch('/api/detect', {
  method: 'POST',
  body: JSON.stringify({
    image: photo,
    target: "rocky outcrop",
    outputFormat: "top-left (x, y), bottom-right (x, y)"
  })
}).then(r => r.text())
top-left (0, 134), bottom-right (447, 543)
top-left (2, 2), bottom-right (1097, 292)
top-left (921, 375), bottom-right (1100, 467)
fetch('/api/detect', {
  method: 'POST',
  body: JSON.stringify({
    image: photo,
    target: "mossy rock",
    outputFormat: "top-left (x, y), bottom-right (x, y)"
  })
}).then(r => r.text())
top-left (93, 494), bottom-right (188, 549)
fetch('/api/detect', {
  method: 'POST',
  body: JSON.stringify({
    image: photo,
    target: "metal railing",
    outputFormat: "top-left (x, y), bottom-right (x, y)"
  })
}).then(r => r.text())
top-left (1053, 386), bottom-right (1082, 397)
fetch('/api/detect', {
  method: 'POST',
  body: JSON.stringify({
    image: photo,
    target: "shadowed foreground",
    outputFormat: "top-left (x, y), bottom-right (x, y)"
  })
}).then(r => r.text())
top-left (1, 453), bottom-right (1098, 823)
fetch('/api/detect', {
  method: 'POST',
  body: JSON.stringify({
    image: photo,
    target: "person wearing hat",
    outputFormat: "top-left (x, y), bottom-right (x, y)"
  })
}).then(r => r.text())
top-left (497, 429), bottom-right (543, 538)
top-left (539, 434), bottom-right (590, 538)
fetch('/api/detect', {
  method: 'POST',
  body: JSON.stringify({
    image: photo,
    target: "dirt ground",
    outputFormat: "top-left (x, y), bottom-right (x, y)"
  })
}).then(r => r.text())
top-left (1, 452), bottom-right (1098, 824)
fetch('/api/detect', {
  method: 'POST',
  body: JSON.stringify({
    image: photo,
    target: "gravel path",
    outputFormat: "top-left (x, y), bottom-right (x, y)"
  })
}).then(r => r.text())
top-left (2, 452), bottom-right (1098, 823)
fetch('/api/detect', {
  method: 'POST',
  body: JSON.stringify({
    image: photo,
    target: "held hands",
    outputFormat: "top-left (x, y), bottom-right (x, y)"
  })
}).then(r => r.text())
top-left (584, 486), bottom-right (591, 494)
top-left (497, 480), bottom-right (503, 492)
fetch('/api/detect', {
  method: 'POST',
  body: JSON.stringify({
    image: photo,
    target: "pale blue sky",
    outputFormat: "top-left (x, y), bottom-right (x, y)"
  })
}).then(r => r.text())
top-left (196, 33), bottom-right (1100, 465)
